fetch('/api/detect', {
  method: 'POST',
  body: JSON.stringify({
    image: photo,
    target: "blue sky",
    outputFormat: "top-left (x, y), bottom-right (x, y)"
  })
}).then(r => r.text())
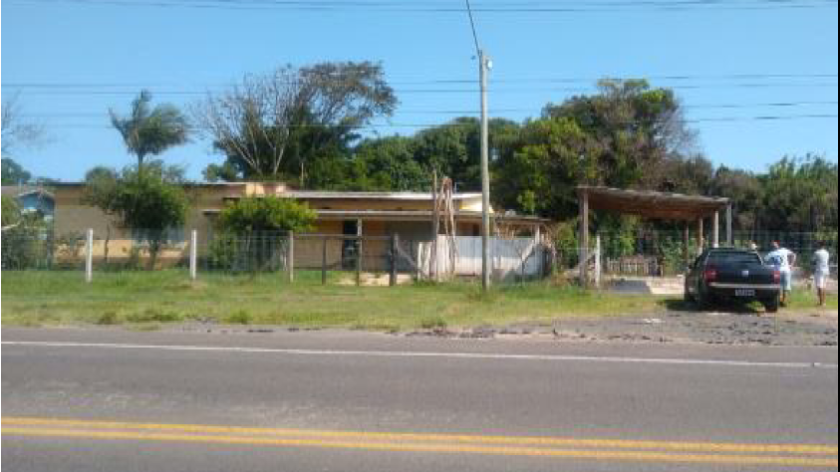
top-left (2, 0), bottom-right (838, 183)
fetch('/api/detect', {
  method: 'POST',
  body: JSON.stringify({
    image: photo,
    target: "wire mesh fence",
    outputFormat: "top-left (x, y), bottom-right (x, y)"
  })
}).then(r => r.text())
top-left (579, 230), bottom-right (840, 279)
top-left (3, 227), bottom-right (837, 285)
top-left (202, 231), bottom-right (290, 273)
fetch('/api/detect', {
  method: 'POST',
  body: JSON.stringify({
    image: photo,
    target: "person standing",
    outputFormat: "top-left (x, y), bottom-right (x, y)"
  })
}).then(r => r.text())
top-left (767, 241), bottom-right (797, 307)
top-left (813, 241), bottom-right (832, 308)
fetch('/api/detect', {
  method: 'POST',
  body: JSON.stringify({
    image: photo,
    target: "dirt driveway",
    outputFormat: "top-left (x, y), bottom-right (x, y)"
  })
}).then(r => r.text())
top-left (433, 304), bottom-right (839, 347)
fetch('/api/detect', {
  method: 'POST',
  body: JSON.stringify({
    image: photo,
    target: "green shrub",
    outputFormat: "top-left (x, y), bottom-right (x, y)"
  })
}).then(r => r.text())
top-left (218, 197), bottom-right (316, 234)
top-left (95, 311), bottom-right (120, 326)
top-left (126, 307), bottom-right (181, 323)
top-left (225, 310), bottom-right (252, 325)
top-left (420, 316), bottom-right (447, 330)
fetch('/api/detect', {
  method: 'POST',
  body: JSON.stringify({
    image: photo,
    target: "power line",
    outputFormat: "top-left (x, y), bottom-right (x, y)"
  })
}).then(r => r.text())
top-left (3, 83), bottom-right (837, 97)
top-left (19, 101), bottom-right (839, 119)
top-left (11, 0), bottom-right (839, 13)
top-left (4, 73), bottom-right (838, 88)
top-left (30, 114), bottom-right (839, 130)
top-left (465, 0), bottom-right (482, 56)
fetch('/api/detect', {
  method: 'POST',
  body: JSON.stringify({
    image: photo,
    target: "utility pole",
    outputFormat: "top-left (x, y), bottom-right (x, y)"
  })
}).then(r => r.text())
top-left (465, 0), bottom-right (492, 291)
top-left (479, 49), bottom-right (492, 291)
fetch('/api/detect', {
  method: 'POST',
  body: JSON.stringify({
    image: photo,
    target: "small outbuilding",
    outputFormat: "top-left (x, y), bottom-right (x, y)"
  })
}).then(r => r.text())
top-left (577, 186), bottom-right (732, 283)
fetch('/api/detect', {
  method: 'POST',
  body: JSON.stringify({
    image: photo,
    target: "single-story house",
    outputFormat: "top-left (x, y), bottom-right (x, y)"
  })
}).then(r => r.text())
top-left (49, 182), bottom-right (548, 271)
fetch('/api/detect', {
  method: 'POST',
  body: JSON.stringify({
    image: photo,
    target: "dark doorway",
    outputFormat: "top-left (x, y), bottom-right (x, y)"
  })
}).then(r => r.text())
top-left (342, 220), bottom-right (359, 269)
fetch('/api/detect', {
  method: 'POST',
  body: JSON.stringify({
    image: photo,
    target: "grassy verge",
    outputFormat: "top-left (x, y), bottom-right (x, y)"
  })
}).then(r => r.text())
top-left (2, 270), bottom-right (671, 332)
top-left (3, 271), bottom-right (835, 332)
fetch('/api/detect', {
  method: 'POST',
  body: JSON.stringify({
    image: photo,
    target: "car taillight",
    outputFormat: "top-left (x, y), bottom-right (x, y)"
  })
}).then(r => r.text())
top-left (704, 268), bottom-right (718, 283)
top-left (774, 270), bottom-right (781, 284)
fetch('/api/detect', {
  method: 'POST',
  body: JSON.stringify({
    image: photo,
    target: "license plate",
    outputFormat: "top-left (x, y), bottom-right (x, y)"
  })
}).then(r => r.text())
top-left (735, 289), bottom-right (756, 297)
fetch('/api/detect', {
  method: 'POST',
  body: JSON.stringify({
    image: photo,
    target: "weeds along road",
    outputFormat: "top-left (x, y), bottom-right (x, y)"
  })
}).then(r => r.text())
top-left (2, 328), bottom-right (838, 472)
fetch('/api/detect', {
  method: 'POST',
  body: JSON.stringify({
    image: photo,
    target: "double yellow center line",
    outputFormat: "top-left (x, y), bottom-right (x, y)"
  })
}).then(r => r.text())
top-left (3, 417), bottom-right (838, 468)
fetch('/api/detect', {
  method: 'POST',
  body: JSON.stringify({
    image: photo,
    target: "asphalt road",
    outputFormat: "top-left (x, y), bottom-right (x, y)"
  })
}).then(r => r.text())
top-left (2, 327), bottom-right (838, 471)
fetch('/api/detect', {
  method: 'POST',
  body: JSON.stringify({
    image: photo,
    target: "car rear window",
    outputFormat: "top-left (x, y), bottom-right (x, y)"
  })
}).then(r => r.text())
top-left (707, 252), bottom-right (763, 266)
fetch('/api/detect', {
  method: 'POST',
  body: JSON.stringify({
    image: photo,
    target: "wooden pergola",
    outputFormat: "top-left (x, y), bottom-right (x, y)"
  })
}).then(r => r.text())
top-left (577, 186), bottom-right (733, 283)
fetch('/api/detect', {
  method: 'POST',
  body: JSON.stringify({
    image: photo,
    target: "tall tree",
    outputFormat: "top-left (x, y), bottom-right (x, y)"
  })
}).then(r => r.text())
top-left (1, 158), bottom-right (33, 185)
top-left (655, 155), bottom-right (715, 194)
top-left (760, 156), bottom-right (838, 232)
top-left (196, 62), bottom-right (397, 185)
top-left (494, 79), bottom-right (700, 222)
top-left (110, 90), bottom-right (190, 171)
top-left (413, 117), bottom-right (521, 192)
top-left (710, 167), bottom-right (763, 232)
top-left (494, 116), bottom-right (599, 218)
top-left (2, 94), bottom-right (46, 159)
top-left (350, 136), bottom-right (427, 191)
top-left (544, 79), bottom-right (696, 189)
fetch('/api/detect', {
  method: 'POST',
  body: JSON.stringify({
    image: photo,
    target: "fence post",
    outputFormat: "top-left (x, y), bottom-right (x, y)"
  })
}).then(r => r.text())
top-left (85, 228), bottom-right (93, 283)
top-left (322, 237), bottom-right (328, 286)
top-left (390, 234), bottom-right (398, 287)
top-left (595, 235), bottom-right (602, 289)
top-left (579, 190), bottom-right (590, 288)
top-left (287, 231), bottom-right (295, 283)
top-left (356, 236), bottom-right (363, 287)
top-left (190, 230), bottom-right (198, 281)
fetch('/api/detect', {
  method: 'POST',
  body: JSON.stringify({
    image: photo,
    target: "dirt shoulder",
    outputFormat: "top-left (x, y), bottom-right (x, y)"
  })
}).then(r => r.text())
top-left (172, 306), bottom-right (838, 348)
top-left (408, 307), bottom-right (839, 347)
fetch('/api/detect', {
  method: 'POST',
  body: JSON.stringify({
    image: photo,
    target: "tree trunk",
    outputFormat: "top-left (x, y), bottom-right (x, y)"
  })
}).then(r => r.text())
top-left (148, 237), bottom-right (161, 271)
top-left (103, 225), bottom-right (111, 266)
top-left (137, 154), bottom-right (146, 175)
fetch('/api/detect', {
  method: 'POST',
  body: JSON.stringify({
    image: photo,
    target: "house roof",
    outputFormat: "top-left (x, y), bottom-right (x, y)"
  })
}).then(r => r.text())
top-left (577, 186), bottom-right (730, 221)
top-left (203, 208), bottom-right (549, 225)
top-left (1, 185), bottom-right (55, 199)
top-left (45, 182), bottom-right (481, 201)
top-left (279, 191), bottom-right (483, 201)
top-left (47, 182), bottom-right (247, 189)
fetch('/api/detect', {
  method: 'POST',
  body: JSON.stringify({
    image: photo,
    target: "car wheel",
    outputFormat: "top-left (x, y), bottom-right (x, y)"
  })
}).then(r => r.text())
top-left (695, 292), bottom-right (712, 311)
top-left (764, 297), bottom-right (780, 314)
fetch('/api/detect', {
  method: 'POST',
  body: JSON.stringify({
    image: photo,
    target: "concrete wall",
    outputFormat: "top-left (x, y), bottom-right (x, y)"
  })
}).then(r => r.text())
top-left (419, 236), bottom-right (547, 280)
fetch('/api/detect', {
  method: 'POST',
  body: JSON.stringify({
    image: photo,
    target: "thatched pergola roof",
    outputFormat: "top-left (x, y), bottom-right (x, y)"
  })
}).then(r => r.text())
top-left (577, 186), bottom-right (730, 221)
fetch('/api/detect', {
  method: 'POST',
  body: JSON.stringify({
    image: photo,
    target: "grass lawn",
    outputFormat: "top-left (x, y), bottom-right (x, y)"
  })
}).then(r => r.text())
top-left (784, 288), bottom-right (839, 311)
top-left (3, 271), bottom-right (835, 332)
top-left (2, 270), bottom-right (671, 332)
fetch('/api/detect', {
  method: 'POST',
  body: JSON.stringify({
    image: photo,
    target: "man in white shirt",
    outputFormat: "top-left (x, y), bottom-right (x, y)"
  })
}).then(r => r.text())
top-left (767, 241), bottom-right (797, 307)
top-left (813, 241), bottom-right (832, 308)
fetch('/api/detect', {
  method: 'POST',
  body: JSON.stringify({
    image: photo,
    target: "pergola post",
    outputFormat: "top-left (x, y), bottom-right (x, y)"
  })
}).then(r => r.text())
top-left (713, 211), bottom-right (721, 248)
top-left (726, 204), bottom-right (733, 246)
top-left (580, 190), bottom-right (590, 287)
top-left (684, 223), bottom-right (691, 268)
top-left (697, 218), bottom-right (705, 255)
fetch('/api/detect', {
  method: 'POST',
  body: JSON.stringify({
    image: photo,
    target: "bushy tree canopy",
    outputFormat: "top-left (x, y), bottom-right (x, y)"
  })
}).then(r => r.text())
top-left (1, 158), bottom-right (32, 185)
top-left (84, 162), bottom-right (189, 268)
top-left (217, 197), bottom-right (316, 234)
top-left (2, 195), bottom-right (21, 227)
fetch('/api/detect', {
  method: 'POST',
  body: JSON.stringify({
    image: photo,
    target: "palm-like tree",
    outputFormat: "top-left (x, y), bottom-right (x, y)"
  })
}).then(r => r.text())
top-left (110, 90), bottom-right (190, 171)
